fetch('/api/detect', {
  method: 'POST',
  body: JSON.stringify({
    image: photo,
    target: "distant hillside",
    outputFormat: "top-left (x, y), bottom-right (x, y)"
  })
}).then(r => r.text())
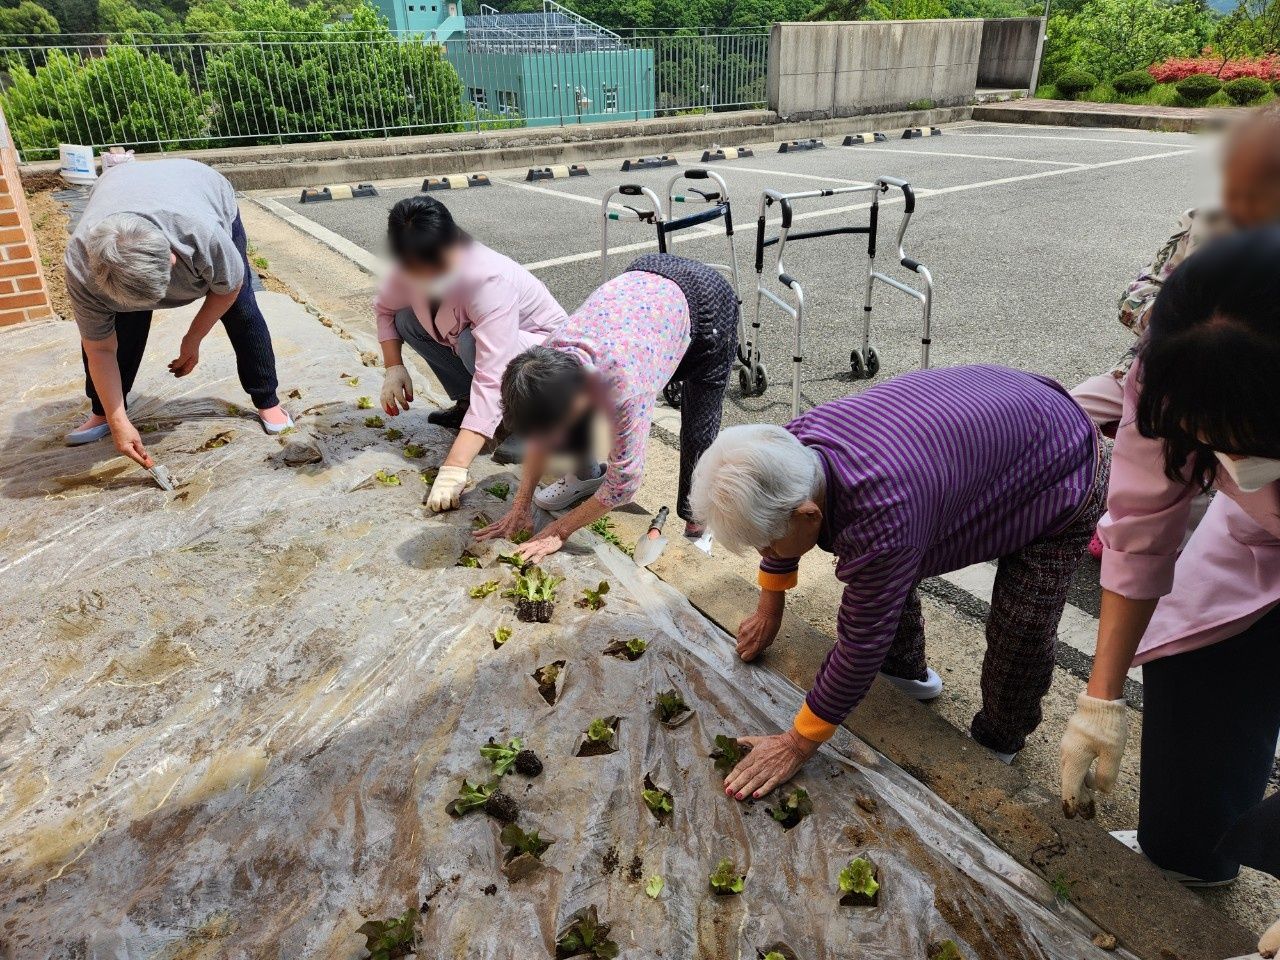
top-left (1206, 0), bottom-right (1238, 11)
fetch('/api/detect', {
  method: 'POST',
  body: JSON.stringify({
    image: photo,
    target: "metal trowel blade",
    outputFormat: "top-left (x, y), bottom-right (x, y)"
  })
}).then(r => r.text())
top-left (148, 464), bottom-right (176, 492)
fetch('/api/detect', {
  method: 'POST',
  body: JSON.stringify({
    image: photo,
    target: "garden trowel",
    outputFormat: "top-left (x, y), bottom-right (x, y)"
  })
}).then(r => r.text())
top-left (632, 507), bottom-right (669, 567)
top-left (146, 462), bottom-right (176, 492)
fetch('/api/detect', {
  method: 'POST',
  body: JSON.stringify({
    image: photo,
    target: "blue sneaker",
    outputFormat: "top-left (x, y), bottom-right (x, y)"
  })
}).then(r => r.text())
top-left (65, 419), bottom-right (111, 445)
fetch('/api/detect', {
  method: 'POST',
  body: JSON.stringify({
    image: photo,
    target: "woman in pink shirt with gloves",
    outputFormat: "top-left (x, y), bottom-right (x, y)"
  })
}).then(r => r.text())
top-left (1059, 229), bottom-right (1280, 957)
top-left (374, 196), bottom-right (566, 511)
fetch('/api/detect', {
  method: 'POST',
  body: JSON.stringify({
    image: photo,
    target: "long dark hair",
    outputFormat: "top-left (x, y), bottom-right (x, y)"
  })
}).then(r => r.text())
top-left (1136, 226), bottom-right (1280, 490)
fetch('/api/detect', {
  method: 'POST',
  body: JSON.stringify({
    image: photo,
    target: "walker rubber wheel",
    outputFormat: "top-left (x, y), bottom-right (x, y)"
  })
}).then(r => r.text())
top-left (737, 343), bottom-right (750, 366)
top-left (739, 363), bottom-right (768, 397)
top-left (865, 347), bottom-right (880, 377)
top-left (850, 350), bottom-right (865, 379)
top-left (663, 381), bottom-right (683, 408)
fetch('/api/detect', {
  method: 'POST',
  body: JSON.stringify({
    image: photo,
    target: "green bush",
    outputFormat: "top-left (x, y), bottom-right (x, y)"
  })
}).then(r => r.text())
top-left (1224, 76), bottom-right (1272, 105)
top-left (0, 46), bottom-right (208, 161)
top-left (1174, 73), bottom-right (1221, 104)
top-left (1112, 69), bottom-right (1156, 95)
top-left (1055, 67), bottom-right (1099, 99)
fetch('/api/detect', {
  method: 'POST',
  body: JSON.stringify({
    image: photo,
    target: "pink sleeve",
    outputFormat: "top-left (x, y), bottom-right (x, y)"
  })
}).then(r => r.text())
top-left (1098, 364), bottom-right (1194, 599)
top-left (373, 270), bottom-right (411, 344)
top-left (460, 277), bottom-right (523, 439)
top-left (596, 391), bottom-right (652, 509)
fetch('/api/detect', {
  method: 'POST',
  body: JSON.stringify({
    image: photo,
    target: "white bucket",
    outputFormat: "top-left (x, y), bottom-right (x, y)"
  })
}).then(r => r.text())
top-left (58, 143), bottom-right (97, 185)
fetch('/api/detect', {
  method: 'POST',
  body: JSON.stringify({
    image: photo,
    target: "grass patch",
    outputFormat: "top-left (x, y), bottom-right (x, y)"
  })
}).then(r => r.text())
top-left (1038, 79), bottom-right (1277, 108)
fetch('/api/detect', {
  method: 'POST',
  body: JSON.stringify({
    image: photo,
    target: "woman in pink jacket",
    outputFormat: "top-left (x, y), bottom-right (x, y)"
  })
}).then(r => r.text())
top-left (374, 196), bottom-right (566, 511)
top-left (1059, 229), bottom-right (1280, 956)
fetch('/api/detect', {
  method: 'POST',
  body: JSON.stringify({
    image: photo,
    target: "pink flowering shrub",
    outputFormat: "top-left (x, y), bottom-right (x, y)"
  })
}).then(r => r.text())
top-left (1149, 55), bottom-right (1280, 83)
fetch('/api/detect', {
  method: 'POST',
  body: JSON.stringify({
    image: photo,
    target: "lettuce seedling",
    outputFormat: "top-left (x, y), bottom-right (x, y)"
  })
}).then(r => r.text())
top-left (603, 637), bottom-right (646, 661)
top-left (711, 735), bottom-right (748, 774)
top-left (457, 553), bottom-right (482, 569)
top-left (654, 689), bottom-right (692, 727)
top-left (481, 737), bottom-right (523, 776)
top-left (928, 941), bottom-right (964, 960)
top-left (469, 580), bottom-right (500, 599)
top-left (346, 376), bottom-right (361, 387)
top-left (485, 482), bottom-right (511, 499)
top-left (763, 953), bottom-right (786, 960)
top-left (708, 858), bottom-right (745, 895)
top-left (577, 717), bottom-right (619, 757)
top-left (403, 444), bottom-right (425, 459)
top-left (575, 581), bottom-right (611, 610)
top-left (364, 415), bottom-right (385, 428)
top-left (357, 396), bottom-right (373, 409)
top-left (838, 856), bottom-right (880, 907)
top-left (767, 787), bottom-right (813, 830)
top-left (641, 774), bottom-right (673, 824)
top-left (421, 467), bottom-right (439, 485)
top-left (645, 875), bottom-right (664, 899)
top-left (471, 512), bottom-right (493, 530)
top-left (587, 517), bottom-right (633, 556)
top-left (496, 552), bottom-right (531, 573)
top-left (493, 625), bottom-right (512, 648)
top-left (444, 778), bottom-right (498, 817)
top-left (501, 824), bottom-right (553, 881)
top-left (374, 469), bottom-right (400, 486)
top-left (356, 909), bottom-right (417, 960)
top-left (385, 428), bottom-right (403, 441)
top-left (507, 567), bottom-right (564, 623)
top-left (758, 945), bottom-right (799, 960)
top-left (555, 905), bottom-right (619, 959)
top-left (510, 529), bottom-right (532, 544)
top-left (533, 661), bottom-right (564, 705)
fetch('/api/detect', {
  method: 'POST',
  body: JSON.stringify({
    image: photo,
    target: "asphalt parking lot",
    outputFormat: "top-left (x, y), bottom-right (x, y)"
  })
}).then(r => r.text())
top-left (257, 119), bottom-right (1213, 621)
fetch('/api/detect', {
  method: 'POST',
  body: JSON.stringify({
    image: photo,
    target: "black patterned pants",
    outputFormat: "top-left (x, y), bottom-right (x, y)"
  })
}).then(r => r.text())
top-left (881, 441), bottom-right (1112, 754)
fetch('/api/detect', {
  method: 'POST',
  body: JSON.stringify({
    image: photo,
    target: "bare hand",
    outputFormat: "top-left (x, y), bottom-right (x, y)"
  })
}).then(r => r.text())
top-left (516, 525), bottom-right (565, 564)
top-left (475, 501), bottom-right (534, 542)
top-left (112, 419), bottom-right (153, 468)
top-left (737, 608), bottom-right (782, 662)
top-left (723, 731), bottom-right (819, 800)
top-left (168, 334), bottom-right (200, 378)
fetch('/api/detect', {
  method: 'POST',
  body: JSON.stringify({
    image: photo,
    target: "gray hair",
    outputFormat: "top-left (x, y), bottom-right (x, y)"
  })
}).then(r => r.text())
top-left (85, 213), bottom-right (172, 308)
top-left (690, 424), bottom-right (823, 553)
top-left (500, 345), bottom-right (587, 436)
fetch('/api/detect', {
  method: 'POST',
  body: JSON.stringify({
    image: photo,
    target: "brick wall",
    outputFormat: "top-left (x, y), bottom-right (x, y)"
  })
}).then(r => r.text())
top-left (0, 105), bottom-right (54, 327)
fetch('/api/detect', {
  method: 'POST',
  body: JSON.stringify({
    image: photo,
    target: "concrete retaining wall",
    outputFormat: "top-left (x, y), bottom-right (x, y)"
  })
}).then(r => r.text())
top-left (767, 18), bottom-right (983, 120)
top-left (977, 17), bottom-right (1044, 89)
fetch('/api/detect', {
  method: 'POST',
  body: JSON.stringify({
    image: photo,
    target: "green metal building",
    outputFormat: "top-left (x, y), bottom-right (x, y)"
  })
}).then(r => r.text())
top-left (371, 0), bottom-right (656, 125)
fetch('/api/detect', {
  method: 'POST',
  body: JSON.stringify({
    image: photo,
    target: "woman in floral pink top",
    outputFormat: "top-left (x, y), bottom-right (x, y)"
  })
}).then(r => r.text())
top-left (476, 254), bottom-right (738, 562)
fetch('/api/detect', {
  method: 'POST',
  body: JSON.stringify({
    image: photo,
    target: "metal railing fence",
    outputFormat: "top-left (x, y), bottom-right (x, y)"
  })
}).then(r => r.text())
top-left (0, 26), bottom-right (768, 162)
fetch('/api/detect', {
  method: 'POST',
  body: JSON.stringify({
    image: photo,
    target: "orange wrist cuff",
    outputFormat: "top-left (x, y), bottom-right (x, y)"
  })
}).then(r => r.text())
top-left (793, 703), bottom-right (838, 743)
top-left (758, 569), bottom-right (799, 592)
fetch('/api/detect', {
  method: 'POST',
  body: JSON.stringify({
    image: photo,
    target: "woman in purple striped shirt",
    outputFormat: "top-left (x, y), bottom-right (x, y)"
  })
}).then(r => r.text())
top-left (691, 365), bottom-right (1107, 799)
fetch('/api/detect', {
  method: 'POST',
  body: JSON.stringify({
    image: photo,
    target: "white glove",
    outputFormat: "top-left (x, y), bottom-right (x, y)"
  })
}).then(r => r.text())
top-left (381, 364), bottom-right (414, 415)
top-left (426, 465), bottom-right (469, 513)
top-left (1060, 692), bottom-right (1128, 819)
top-left (1260, 917), bottom-right (1280, 959)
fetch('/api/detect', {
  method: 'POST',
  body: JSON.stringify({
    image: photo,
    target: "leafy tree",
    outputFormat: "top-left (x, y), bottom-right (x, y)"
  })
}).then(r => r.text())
top-left (0, 0), bottom-right (60, 36)
top-left (1068, 0), bottom-right (1211, 79)
top-left (48, 0), bottom-right (99, 33)
top-left (1, 45), bottom-right (208, 159)
top-left (1209, 0), bottom-right (1280, 70)
top-left (861, 0), bottom-right (950, 19)
top-left (199, 0), bottom-right (466, 143)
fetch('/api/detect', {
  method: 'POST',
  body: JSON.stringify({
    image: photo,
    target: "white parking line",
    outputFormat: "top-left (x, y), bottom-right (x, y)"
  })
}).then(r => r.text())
top-left (951, 129), bottom-right (1202, 148)
top-left (836, 144), bottom-right (1088, 167)
top-left (252, 196), bottom-right (383, 275)
top-left (711, 165), bottom-right (874, 187)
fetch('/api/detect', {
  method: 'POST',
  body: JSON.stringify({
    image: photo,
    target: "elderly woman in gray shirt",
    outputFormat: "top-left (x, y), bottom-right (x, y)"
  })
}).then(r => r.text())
top-left (64, 158), bottom-right (289, 467)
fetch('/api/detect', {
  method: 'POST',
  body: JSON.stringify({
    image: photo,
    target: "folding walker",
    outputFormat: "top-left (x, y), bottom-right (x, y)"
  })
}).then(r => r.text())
top-left (599, 168), bottom-right (744, 408)
top-left (745, 176), bottom-right (934, 418)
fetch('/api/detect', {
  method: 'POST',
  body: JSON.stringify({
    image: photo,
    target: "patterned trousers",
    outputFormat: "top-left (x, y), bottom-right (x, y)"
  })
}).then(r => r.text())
top-left (881, 441), bottom-right (1111, 754)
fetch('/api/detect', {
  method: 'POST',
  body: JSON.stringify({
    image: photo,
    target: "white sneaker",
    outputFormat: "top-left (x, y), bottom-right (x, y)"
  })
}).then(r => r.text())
top-left (966, 729), bottom-right (1018, 764)
top-left (533, 467), bottom-right (605, 511)
top-left (881, 666), bottom-right (943, 701)
top-left (1109, 830), bottom-right (1238, 888)
top-left (65, 420), bottom-right (111, 445)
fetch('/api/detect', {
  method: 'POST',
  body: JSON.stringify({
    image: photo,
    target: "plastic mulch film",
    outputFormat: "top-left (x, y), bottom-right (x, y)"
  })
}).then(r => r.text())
top-left (0, 298), bottom-right (1132, 959)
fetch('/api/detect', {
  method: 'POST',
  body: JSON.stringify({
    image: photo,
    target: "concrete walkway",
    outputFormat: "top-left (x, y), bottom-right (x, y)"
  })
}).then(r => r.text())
top-left (973, 98), bottom-right (1239, 133)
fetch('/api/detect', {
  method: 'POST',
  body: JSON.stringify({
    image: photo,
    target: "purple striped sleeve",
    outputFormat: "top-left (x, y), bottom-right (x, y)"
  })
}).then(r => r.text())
top-left (804, 545), bottom-right (923, 726)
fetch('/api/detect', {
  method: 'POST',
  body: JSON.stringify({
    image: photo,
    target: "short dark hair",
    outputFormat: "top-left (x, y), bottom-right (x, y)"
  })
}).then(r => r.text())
top-left (1137, 225), bottom-right (1280, 489)
top-left (500, 346), bottom-right (588, 437)
top-left (387, 195), bottom-right (463, 267)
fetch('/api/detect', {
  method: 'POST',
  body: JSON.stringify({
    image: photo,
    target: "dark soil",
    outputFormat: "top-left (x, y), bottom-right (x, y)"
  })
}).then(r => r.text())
top-left (516, 599), bottom-right (555, 623)
top-left (533, 661), bottom-right (565, 706)
top-left (602, 846), bottom-right (620, 875)
top-left (576, 718), bottom-right (620, 757)
top-left (514, 749), bottom-right (543, 777)
top-left (483, 792), bottom-right (519, 824)
top-left (627, 855), bottom-right (644, 881)
top-left (602, 639), bottom-right (645, 661)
